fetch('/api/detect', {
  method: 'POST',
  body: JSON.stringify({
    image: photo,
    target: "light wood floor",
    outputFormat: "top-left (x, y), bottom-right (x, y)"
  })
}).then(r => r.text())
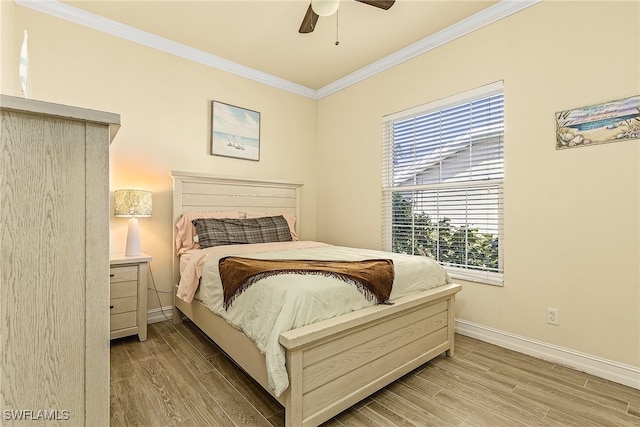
top-left (110, 321), bottom-right (639, 426)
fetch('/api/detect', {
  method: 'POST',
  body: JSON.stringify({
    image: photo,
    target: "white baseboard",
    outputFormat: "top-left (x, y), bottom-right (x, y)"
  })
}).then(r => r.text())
top-left (455, 319), bottom-right (640, 390)
top-left (147, 305), bottom-right (173, 324)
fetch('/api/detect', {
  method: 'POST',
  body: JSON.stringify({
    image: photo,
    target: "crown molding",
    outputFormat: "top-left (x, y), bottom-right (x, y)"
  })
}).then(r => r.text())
top-left (15, 0), bottom-right (541, 101)
top-left (316, 0), bottom-right (542, 98)
top-left (15, 0), bottom-right (318, 99)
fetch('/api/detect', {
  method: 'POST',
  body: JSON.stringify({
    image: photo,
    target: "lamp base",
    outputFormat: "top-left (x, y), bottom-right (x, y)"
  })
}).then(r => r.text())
top-left (125, 217), bottom-right (141, 256)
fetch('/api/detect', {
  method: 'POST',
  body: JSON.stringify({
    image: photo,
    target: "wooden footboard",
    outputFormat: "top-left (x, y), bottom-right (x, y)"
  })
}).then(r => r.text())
top-left (174, 283), bottom-right (460, 426)
top-left (279, 283), bottom-right (460, 426)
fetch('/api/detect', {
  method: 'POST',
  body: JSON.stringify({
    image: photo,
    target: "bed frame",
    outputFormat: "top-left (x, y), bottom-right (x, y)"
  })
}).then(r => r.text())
top-left (171, 170), bottom-right (461, 426)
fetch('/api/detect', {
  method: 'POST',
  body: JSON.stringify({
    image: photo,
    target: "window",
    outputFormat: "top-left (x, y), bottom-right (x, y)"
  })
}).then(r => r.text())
top-left (382, 82), bottom-right (504, 285)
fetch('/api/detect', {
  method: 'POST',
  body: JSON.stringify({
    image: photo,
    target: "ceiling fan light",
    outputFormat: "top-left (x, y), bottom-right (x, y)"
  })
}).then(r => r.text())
top-left (311, 0), bottom-right (340, 17)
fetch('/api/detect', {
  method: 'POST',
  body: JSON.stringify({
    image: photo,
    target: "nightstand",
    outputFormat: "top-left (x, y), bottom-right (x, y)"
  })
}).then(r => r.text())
top-left (109, 253), bottom-right (152, 341)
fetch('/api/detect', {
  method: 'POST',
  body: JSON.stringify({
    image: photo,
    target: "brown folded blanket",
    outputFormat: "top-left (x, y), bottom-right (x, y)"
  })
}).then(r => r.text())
top-left (218, 256), bottom-right (394, 309)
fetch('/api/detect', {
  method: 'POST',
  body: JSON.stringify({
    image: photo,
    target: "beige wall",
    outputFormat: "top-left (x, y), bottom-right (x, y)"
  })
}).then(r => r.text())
top-left (3, 5), bottom-right (318, 311)
top-left (316, 1), bottom-right (639, 367)
top-left (2, 1), bottom-right (638, 371)
top-left (1, 1), bottom-right (17, 94)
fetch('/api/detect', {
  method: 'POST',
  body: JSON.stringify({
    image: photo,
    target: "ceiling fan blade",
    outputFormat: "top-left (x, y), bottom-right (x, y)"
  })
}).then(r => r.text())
top-left (354, 0), bottom-right (395, 10)
top-left (299, 4), bottom-right (319, 33)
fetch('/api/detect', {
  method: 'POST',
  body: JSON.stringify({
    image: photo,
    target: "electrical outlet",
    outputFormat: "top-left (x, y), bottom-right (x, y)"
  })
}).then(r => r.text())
top-left (546, 308), bottom-right (559, 325)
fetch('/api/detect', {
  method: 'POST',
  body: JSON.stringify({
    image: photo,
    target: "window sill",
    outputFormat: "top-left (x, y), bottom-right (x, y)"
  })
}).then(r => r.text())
top-left (445, 267), bottom-right (503, 287)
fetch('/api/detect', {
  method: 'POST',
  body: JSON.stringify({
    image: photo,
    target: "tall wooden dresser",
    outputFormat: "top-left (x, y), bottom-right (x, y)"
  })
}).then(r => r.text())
top-left (0, 95), bottom-right (119, 425)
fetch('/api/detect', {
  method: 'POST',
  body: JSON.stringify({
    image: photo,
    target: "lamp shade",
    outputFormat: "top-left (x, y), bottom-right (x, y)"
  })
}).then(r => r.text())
top-left (114, 189), bottom-right (152, 217)
top-left (311, 0), bottom-right (340, 16)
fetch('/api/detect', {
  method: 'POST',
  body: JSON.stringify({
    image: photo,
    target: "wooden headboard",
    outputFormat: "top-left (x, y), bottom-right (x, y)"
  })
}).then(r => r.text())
top-left (171, 170), bottom-right (303, 284)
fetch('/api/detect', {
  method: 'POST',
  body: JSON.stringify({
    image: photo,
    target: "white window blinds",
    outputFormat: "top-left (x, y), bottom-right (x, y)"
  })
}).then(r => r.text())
top-left (382, 82), bottom-right (504, 285)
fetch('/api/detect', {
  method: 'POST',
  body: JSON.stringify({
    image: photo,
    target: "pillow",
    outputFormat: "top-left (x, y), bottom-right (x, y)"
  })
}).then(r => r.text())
top-left (193, 215), bottom-right (293, 248)
top-left (175, 211), bottom-right (238, 254)
top-left (245, 212), bottom-right (299, 241)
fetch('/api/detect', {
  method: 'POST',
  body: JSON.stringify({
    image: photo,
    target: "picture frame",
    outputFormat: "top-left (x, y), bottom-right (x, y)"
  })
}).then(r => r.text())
top-left (555, 95), bottom-right (640, 149)
top-left (210, 100), bottom-right (260, 160)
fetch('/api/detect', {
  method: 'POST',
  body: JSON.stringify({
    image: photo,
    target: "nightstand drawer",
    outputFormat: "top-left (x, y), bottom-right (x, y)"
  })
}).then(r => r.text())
top-left (110, 311), bottom-right (137, 331)
top-left (110, 266), bottom-right (138, 283)
top-left (110, 296), bottom-right (137, 315)
top-left (111, 281), bottom-right (137, 299)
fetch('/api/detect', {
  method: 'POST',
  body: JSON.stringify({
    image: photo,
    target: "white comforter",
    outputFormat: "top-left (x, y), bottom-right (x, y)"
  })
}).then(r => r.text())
top-left (177, 241), bottom-right (451, 397)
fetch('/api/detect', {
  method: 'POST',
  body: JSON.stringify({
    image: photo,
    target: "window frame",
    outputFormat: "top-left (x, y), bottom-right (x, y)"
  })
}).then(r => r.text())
top-left (381, 81), bottom-right (505, 286)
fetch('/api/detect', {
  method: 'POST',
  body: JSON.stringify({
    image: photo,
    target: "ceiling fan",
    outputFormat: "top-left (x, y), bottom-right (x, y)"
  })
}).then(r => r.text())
top-left (299, 0), bottom-right (396, 34)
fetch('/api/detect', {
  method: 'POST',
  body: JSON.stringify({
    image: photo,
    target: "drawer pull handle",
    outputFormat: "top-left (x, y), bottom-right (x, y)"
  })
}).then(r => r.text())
top-left (110, 305), bottom-right (114, 309)
top-left (110, 274), bottom-right (115, 277)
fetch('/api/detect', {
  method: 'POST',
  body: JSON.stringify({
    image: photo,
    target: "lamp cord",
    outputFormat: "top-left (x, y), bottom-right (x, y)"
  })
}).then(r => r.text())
top-left (147, 263), bottom-right (172, 322)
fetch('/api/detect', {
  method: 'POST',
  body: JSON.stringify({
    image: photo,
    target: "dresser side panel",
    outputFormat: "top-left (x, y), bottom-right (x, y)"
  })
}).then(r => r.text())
top-left (1, 110), bottom-right (86, 418)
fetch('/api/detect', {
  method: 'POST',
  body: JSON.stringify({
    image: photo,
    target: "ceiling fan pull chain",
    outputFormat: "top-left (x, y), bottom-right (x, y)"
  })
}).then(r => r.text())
top-left (335, 9), bottom-right (340, 45)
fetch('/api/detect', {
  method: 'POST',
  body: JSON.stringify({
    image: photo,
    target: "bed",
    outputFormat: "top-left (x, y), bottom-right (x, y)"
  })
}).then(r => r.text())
top-left (171, 170), bottom-right (461, 426)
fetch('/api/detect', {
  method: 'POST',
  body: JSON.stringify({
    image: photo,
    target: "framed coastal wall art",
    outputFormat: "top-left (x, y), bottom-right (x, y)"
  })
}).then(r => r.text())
top-left (210, 100), bottom-right (260, 160)
top-left (555, 95), bottom-right (640, 149)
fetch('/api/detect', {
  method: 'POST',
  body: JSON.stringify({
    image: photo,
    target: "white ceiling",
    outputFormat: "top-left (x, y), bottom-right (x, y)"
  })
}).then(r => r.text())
top-left (19, 0), bottom-right (540, 98)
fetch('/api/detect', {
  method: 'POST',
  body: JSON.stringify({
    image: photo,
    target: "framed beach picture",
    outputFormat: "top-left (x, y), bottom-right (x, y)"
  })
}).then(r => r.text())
top-left (210, 100), bottom-right (260, 160)
top-left (555, 95), bottom-right (640, 149)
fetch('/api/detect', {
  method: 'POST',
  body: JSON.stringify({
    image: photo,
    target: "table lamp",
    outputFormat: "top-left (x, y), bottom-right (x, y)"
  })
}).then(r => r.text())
top-left (114, 189), bottom-right (152, 256)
